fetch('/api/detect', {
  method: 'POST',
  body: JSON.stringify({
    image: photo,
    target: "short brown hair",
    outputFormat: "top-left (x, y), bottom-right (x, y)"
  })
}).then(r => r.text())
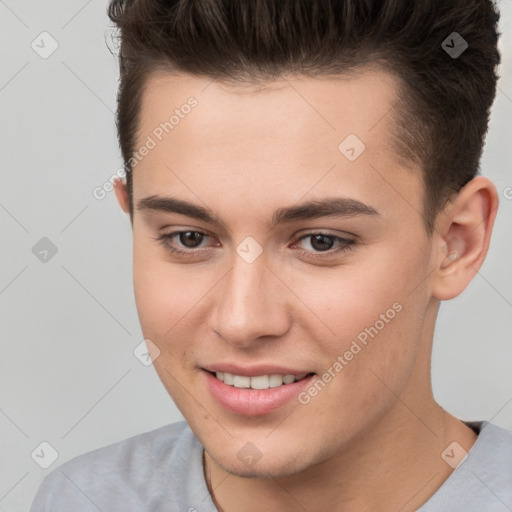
top-left (107, 0), bottom-right (501, 234)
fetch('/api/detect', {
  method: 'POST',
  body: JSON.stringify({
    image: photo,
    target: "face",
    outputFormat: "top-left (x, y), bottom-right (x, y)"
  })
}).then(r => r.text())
top-left (127, 67), bottom-right (439, 478)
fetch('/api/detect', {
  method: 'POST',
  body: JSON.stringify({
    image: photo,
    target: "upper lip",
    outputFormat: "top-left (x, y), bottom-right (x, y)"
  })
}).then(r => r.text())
top-left (202, 363), bottom-right (314, 377)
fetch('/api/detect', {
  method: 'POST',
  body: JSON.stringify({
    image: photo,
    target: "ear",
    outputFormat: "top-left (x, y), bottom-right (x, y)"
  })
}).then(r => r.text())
top-left (113, 177), bottom-right (130, 215)
top-left (431, 176), bottom-right (499, 301)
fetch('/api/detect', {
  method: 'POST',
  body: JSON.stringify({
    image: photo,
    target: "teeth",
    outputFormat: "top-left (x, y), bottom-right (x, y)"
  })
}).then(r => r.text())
top-left (233, 375), bottom-right (251, 388)
top-left (269, 375), bottom-right (283, 388)
top-left (250, 375), bottom-right (269, 390)
top-left (214, 371), bottom-right (309, 389)
top-left (282, 374), bottom-right (296, 384)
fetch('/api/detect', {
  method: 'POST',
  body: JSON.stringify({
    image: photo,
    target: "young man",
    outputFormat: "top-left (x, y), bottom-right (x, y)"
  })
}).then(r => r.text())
top-left (30, 0), bottom-right (511, 511)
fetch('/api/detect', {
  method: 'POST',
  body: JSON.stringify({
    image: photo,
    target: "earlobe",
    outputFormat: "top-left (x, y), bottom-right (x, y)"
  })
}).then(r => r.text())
top-left (113, 177), bottom-right (130, 214)
top-left (431, 176), bottom-right (498, 301)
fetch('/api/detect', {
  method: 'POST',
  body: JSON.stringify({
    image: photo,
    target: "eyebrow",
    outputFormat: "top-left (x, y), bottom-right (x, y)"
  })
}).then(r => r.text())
top-left (136, 195), bottom-right (380, 230)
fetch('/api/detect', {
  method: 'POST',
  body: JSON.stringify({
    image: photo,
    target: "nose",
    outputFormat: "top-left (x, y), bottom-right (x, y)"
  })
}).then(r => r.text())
top-left (209, 253), bottom-right (291, 348)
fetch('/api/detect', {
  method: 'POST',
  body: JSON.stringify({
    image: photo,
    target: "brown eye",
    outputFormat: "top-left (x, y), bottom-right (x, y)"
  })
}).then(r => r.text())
top-left (293, 232), bottom-right (356, 258)
top-left (178, 231), bottom-right (205, 248)
top-left (154, 230), bottom-right (212, 257)
top-left (309, 234), bottom-right (336, 251)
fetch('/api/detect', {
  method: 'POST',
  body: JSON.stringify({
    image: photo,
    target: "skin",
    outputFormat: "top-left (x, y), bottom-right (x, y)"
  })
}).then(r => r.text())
top-left (113, 67), bottom-right (498, 511)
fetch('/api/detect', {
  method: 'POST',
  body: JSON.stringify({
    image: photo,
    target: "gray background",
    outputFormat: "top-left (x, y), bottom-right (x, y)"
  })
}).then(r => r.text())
top-left (0, 1), bottom-right (511, 510)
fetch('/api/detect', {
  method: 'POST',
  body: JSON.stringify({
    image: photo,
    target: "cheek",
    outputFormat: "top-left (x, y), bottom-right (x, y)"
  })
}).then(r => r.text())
top-left (299, 241), bottom-right (430, 383)
top-left (132, 242), bottom-right (204, 399)
top-left (132, 237), bottom-right (220, 364)
top-left (293, 242), bottom-right (427, 337)
top-left (132, 240), bottom-right (192, 341)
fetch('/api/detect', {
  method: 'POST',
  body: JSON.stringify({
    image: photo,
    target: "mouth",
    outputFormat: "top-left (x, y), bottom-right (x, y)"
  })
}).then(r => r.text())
top-left (205, 370), bottom-right (314, 390)
top-left (202, 369), bottom-right (317, 416)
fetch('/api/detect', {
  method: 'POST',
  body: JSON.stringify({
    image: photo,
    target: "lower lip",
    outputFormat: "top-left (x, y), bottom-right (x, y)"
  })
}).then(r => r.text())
top-left (203, 370), bottom-right (315, 416)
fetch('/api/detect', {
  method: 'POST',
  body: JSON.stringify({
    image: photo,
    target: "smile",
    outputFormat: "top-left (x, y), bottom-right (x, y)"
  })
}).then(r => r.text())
top-left (203, 369), bottom-right (316, 416)
top-left (213, 371), bottom-right (310, 389)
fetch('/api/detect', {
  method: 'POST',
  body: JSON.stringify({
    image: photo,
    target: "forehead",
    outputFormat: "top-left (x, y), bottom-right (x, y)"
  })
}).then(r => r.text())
top-left (133, 67), bottom-right (424, 229)
top-left (138, 67), bottom-right (403, 156)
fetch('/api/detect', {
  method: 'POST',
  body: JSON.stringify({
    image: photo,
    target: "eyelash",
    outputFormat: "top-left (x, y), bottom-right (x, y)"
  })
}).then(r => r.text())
top-left (153, 230), bottom-right (356, 259)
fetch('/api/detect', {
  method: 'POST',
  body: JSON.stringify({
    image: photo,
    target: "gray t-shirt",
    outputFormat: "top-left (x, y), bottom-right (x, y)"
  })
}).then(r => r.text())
top-left (29, 420), bottom-right (512, 511)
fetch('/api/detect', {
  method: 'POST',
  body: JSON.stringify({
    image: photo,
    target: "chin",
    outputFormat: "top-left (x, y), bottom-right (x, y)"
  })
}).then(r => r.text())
top-left (210, 444), bottom-right (316, 480)
top-left (220, 460), bottom-right (305, 480)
